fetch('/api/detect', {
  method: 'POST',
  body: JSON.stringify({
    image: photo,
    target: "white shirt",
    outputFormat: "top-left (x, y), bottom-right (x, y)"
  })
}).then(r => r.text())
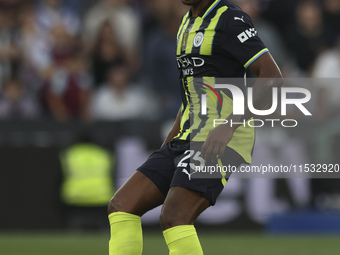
top-left (312, 48), bottom-right (340, 109)
top-left (91, 84), bottom-right (158, 121)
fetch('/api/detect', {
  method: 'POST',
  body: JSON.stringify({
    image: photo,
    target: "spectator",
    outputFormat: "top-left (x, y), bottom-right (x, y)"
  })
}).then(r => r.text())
top-left (323, 0), bottom-right (340, 47)
top-left (0, 7), bottom-right (20, 89)
top-left (90, 20), bottom-right (132, 87)
top-left (256, 0), bottom-right (297, 42)
top-left (35, 0), bottom-right (80, 36)
top-left (90, 63), bottom-right (157, 121)
top-left (287, 0), bottom-right (327, 75)
top-left (144, 0), bottom-right (187, 117)
top-left (312, 38), bottom-right (340, 119)
top-left (16, 4), bottom-right (50, 94)
top-left (84, 0), bottom-right (140, 52)
top-left (62, 0), bottom-right (90, 16)
top-left (313, 38), bottom-right (340, 79)
top-left (142, 0), bottom-right (175, 35)
top-left (0, 78), bottom-right (41, 119)
top-left (43, 25), bottom-right (92, 122)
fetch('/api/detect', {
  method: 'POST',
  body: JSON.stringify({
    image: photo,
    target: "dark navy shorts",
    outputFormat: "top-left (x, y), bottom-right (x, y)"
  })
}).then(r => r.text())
top-left (137, 140), bottom-right (245, 205)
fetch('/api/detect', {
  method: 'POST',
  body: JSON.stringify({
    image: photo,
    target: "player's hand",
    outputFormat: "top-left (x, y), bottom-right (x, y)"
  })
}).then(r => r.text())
top-left (201, 124), bottom-right (234, 163)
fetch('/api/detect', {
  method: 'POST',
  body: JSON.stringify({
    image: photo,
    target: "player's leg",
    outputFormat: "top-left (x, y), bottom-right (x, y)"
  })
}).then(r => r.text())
top-left (108, 171), bottom-right (165, 255)
top-left (108, 142), bottom-right (176, 255)
top-left (159, 141), bottom-right (245, 255)
top-left (108, 171), bottom-right (165, 215)
top-left (160, 186), bottom-right (211, 255)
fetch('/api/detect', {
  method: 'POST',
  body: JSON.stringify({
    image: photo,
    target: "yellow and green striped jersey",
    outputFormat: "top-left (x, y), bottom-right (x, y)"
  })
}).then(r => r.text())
top-left (174, 0), bottom-right (269, 163)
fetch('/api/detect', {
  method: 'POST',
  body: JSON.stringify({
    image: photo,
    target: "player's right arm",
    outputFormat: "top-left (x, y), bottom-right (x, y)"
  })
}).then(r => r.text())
top-left (161, 106), bottom-right (182, 147)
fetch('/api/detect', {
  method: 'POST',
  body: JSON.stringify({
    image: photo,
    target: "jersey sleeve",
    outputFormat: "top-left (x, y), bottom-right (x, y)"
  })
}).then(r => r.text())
top-left (220, 10), bottom-right (268, 69)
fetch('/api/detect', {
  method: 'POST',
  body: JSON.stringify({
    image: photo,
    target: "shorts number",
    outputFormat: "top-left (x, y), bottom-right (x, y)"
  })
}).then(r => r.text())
top-left (177, 150), bottom-right (205, 170)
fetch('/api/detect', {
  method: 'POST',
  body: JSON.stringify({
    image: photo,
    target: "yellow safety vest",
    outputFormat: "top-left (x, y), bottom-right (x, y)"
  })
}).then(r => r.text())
top-left (60, 143), bottom-right (115, 206)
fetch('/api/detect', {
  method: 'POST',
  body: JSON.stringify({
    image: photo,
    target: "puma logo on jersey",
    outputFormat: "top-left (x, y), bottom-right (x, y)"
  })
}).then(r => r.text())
top-left (182, 169), bottom-right (196, 180)
top-left (237, 28), bottom-right (257, 43)
top-left (234, 16), bottom-right (245, 23)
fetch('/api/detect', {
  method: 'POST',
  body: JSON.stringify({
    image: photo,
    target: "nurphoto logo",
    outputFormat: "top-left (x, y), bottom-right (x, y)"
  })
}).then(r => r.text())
top-left (200, 83), bottom-right (312, 128)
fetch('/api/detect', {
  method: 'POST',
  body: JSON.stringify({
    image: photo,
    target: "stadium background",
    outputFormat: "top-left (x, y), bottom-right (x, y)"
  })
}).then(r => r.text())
top-left (0, 0), bottom-right (339, 254)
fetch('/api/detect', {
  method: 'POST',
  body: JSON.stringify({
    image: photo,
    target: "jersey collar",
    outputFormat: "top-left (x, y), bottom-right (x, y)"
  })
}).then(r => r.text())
top-left (189, 0), bottom-right (221, 19)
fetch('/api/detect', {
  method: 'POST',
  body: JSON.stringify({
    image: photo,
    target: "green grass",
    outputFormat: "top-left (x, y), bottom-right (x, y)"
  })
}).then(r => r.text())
top-left (0, 231), bottom-right (339, 255)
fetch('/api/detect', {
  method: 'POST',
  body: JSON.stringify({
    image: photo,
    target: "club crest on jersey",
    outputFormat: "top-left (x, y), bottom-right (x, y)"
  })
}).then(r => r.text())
top-left (193, 32), bottom-right (204, 47)
top-left (237, 28), bottom-right (257, 43)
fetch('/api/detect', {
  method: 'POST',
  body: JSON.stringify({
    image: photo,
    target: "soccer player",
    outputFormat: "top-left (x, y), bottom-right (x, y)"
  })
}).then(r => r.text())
top-left (107, 0), bottom-right (282, 254)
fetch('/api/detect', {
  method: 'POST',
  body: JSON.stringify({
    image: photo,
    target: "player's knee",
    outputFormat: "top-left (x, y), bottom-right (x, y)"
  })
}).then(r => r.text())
top-left (108, 193), bottom-right (141, 215)
top-left (107, 195), bottom-right (122, 214)
top-left (160, 210), bottom-right (176, 230)
top-left (160, 209), bottom-right (191, 230)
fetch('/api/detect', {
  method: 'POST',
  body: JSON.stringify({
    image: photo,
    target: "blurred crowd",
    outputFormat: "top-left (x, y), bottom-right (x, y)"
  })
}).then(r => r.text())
top-left (0, 0), bottom-right (339, 122)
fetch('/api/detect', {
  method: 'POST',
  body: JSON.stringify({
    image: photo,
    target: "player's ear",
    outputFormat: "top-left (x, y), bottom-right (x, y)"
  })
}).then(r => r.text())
top-left (248, 52), bottom-right (282, 79)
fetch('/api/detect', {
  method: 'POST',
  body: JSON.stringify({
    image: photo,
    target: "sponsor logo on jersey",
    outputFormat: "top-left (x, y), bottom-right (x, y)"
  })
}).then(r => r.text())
top-left (177, 55), bottom-right (205, 68)
top-left (237, 28), bottom-right (257, 43)
top-left (177, 55), bottom-right (205, 76)
top-left (193, 32), bottom-right (204, 47)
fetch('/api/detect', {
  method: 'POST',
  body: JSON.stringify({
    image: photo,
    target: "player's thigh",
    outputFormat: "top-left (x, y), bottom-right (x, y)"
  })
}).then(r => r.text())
top-left (160, 186), bottom-right (211, 230)
top-left (108, 171), bottom-right (165, 216)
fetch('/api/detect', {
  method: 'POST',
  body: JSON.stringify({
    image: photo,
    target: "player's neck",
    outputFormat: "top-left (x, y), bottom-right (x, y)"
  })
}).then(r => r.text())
top-left (191, 0), bottom-right (212, 17)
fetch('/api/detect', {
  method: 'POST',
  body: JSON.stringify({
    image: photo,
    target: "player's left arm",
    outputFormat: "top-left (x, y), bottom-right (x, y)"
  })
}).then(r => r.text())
top-left (201, 10), bottom-right (283, 162)
top-left (201, 52), bottom-right (283, 162)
